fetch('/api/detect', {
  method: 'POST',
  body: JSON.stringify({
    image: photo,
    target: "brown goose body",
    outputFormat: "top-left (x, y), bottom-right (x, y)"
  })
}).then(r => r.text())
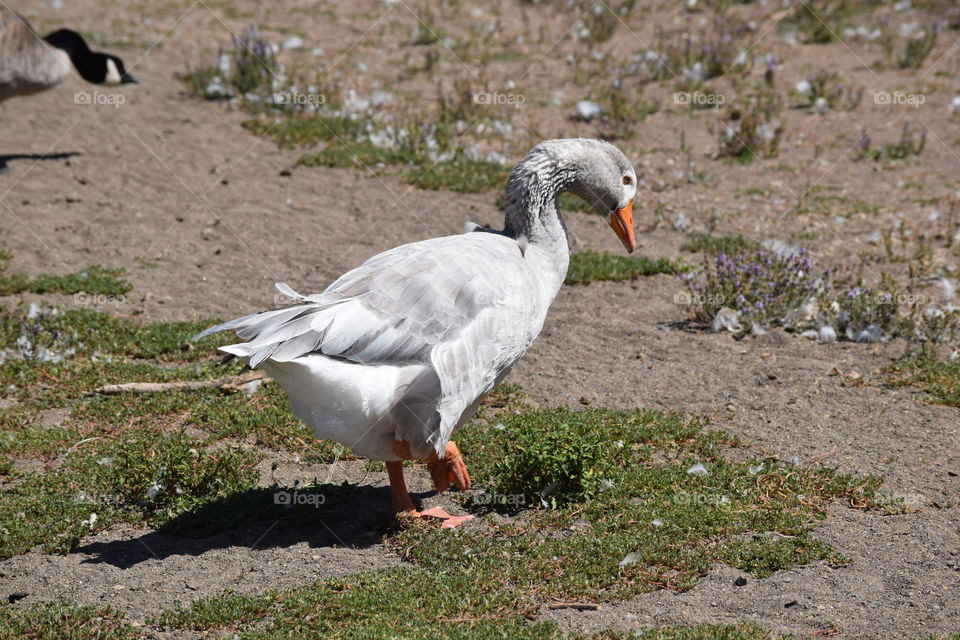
top-left (0, 8), bottom-right (135, 103)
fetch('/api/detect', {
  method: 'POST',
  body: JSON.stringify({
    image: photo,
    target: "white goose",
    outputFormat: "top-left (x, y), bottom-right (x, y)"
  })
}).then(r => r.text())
top-left (195, 138), bottom-right (637, 526)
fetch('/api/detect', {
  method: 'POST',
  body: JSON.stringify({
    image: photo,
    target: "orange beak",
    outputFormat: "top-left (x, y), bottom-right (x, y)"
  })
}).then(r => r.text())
top-left (608, 201), bottom-right (636, 253)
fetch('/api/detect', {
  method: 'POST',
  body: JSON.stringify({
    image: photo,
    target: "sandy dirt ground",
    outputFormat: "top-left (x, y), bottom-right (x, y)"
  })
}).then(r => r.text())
top-left (0, 0), bottom-right (958, 637)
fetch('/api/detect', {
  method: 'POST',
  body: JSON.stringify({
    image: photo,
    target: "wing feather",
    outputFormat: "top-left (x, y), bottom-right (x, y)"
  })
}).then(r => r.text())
top-left (196, 232), bottom-right (549, 455)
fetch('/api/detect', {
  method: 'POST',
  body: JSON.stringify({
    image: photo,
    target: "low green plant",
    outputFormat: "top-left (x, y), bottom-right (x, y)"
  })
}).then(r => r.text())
top-left (780, 0), bottom-right (880, 44)
top-left (681, 232), bottom-right (758, 255)
top-left (857, 122), bottom-right (926, 161)
top-left (592, 84), bottom-right (659, 140)
top-left (566, 251), bottom-right (688, 284)
top-left (407, 156), bottom-right (508, 193)
top-left (715, 87), bottom-right (783, 161)
top-left (242, 115), bottom-right (359, 149)
top-left (0, 252), bottom-right (130, 297)
top-left (679, 249), bottom-right (910, 340)
top-left (297, 141), bottom-right (412, 169)
top-left (885, 355), bottom-right (960, 407)
top-left (0, 601), bottom-right (141, 640)
top-left (791, 70), bottom-right (862, 110)
top-left (179, 26), bottom-right (280, 102)
top-left (883, 24), bottom-right (939, 70)
top-left (487, 409), bottom-right (618, 507)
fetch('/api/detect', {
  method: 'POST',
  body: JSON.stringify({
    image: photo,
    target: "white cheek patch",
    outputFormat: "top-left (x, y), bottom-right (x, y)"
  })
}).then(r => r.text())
top-left (105, 59), bottom-right (122, 85)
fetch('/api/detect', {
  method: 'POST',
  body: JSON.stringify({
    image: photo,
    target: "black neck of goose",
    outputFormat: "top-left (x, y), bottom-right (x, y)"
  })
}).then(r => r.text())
top-left (502, 159), bottom-right (575, 248)
top-left (44, 30), bottom-right (103, 83)
top-left (44, 29), bottom-right (91, 58)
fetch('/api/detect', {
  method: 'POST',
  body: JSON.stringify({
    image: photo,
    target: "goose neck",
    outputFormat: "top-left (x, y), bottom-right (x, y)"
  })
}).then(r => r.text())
top-left (502, 160), bottom-right (574, 253)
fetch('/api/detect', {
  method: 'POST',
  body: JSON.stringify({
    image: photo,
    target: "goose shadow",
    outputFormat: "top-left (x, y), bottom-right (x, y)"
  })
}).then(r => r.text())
top-left (76, 482), bottom-right (433, 570)
top-left (659, 319), bottom-right (706, 334)
top-left (0, 152), bottom-right (81, 172)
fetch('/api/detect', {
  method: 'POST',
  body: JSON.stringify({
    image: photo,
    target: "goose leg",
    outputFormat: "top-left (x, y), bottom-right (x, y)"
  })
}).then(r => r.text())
top-left (386, 460), bottom-right (416, 513)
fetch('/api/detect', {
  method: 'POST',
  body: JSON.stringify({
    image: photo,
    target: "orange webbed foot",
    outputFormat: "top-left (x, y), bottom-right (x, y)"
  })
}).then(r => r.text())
top-left (395, 507), bottom-right (474, 528)
top-left (418, 507), bottom-right (474, 528)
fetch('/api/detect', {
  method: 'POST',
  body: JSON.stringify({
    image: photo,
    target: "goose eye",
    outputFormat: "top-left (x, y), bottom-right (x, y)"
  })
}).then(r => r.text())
top-left (622, 175), bottom-right (632, 186)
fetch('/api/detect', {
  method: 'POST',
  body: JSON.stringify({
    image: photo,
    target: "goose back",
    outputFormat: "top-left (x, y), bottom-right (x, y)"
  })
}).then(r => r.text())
top-left (0, 8), bottom-right (70, 101)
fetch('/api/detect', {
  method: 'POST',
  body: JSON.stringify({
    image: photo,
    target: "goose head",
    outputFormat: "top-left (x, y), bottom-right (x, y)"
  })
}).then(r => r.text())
top-left (44, 29), bottom-right (137, 85)
top-left (505, 138), bottom-right (637, 253)
top-left (559, 139), bottom-right (637, 253)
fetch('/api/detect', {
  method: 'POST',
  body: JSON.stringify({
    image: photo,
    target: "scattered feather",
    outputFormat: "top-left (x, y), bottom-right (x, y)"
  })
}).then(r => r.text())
top-left (687, 463), bottom-right (709, 476)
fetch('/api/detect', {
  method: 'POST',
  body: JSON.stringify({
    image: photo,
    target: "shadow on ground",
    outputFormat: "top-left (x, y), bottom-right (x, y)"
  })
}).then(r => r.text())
top-left (0, 152), bottom-right (81, 172)
top-left (76, 482), bottom-right (433, 569)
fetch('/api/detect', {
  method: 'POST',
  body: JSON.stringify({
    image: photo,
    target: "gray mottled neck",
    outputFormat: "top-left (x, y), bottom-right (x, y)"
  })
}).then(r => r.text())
top-left (502, 154), bottom-right (575, 253)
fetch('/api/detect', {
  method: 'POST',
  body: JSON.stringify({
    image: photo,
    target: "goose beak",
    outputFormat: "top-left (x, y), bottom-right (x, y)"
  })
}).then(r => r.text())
top-left (121, 72), bottom-right (138, 84)
top-left (608, 201), bottom-right (636, 253)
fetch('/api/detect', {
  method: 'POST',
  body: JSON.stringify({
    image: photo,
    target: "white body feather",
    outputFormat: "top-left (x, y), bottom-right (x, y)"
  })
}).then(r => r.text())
top-left (259, 356), bottom-right (430, 460)
top-left (201, 230), bottom-right (567, 460)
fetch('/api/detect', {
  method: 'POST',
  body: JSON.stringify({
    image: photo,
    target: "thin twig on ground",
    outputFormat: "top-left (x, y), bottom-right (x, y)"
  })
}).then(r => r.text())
top-left (90, 371), bottom-right (267, 395)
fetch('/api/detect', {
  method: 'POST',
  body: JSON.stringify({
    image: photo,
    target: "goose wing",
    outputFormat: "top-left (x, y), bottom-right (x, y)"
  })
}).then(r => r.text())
top-left (0, 9), bottom-right (65, 98)
top-left (196, 232), bottom-right (546, 452)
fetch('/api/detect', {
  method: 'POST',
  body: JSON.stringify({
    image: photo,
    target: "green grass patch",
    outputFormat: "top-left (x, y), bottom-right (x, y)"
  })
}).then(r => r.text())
top-left (178, 64), bottom-right (219, 99)
top-left (242, 115), bottom-right (360, 149)
top-left (599, 626), bottom-right (786, 640)
top-left (0, 251), bottom-right (130, 297)
top-left (0, 303), bottom-right (352, 556)
top-left (4, 596), bottom-right (787, 640)
top-left (156, 399), bottom-right (884, 636)
top-left (248, 116), bottom-right (509, 194)
top-left (0, 601), bottom-right (141, 640)
top-left (0, 424), bottom-right (259, 557)
top-left (407, 157), bottom-right (508, 193)
top-left (462, 407), bottom-right (724, 509)
top-left (153, 589), bottom-right (273, 631)
top-left (566, 251), bottom-right (688, 284)
top-left (297, 140), bottom-right (413, 170)
top-left (154, 567), bottom-right (784, 638)
top-left (885, 355), bottom-right (960, 407)
top-left (412, 402), bottom-right (882, 600)
top-left (681, 233), bottom-right (758, 256)
top-left (0, 305), bottom-right (219, 366)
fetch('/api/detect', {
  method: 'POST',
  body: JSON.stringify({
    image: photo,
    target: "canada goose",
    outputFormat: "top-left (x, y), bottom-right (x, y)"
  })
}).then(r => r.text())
top-left (0, 7), bottom-right (136, 103)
